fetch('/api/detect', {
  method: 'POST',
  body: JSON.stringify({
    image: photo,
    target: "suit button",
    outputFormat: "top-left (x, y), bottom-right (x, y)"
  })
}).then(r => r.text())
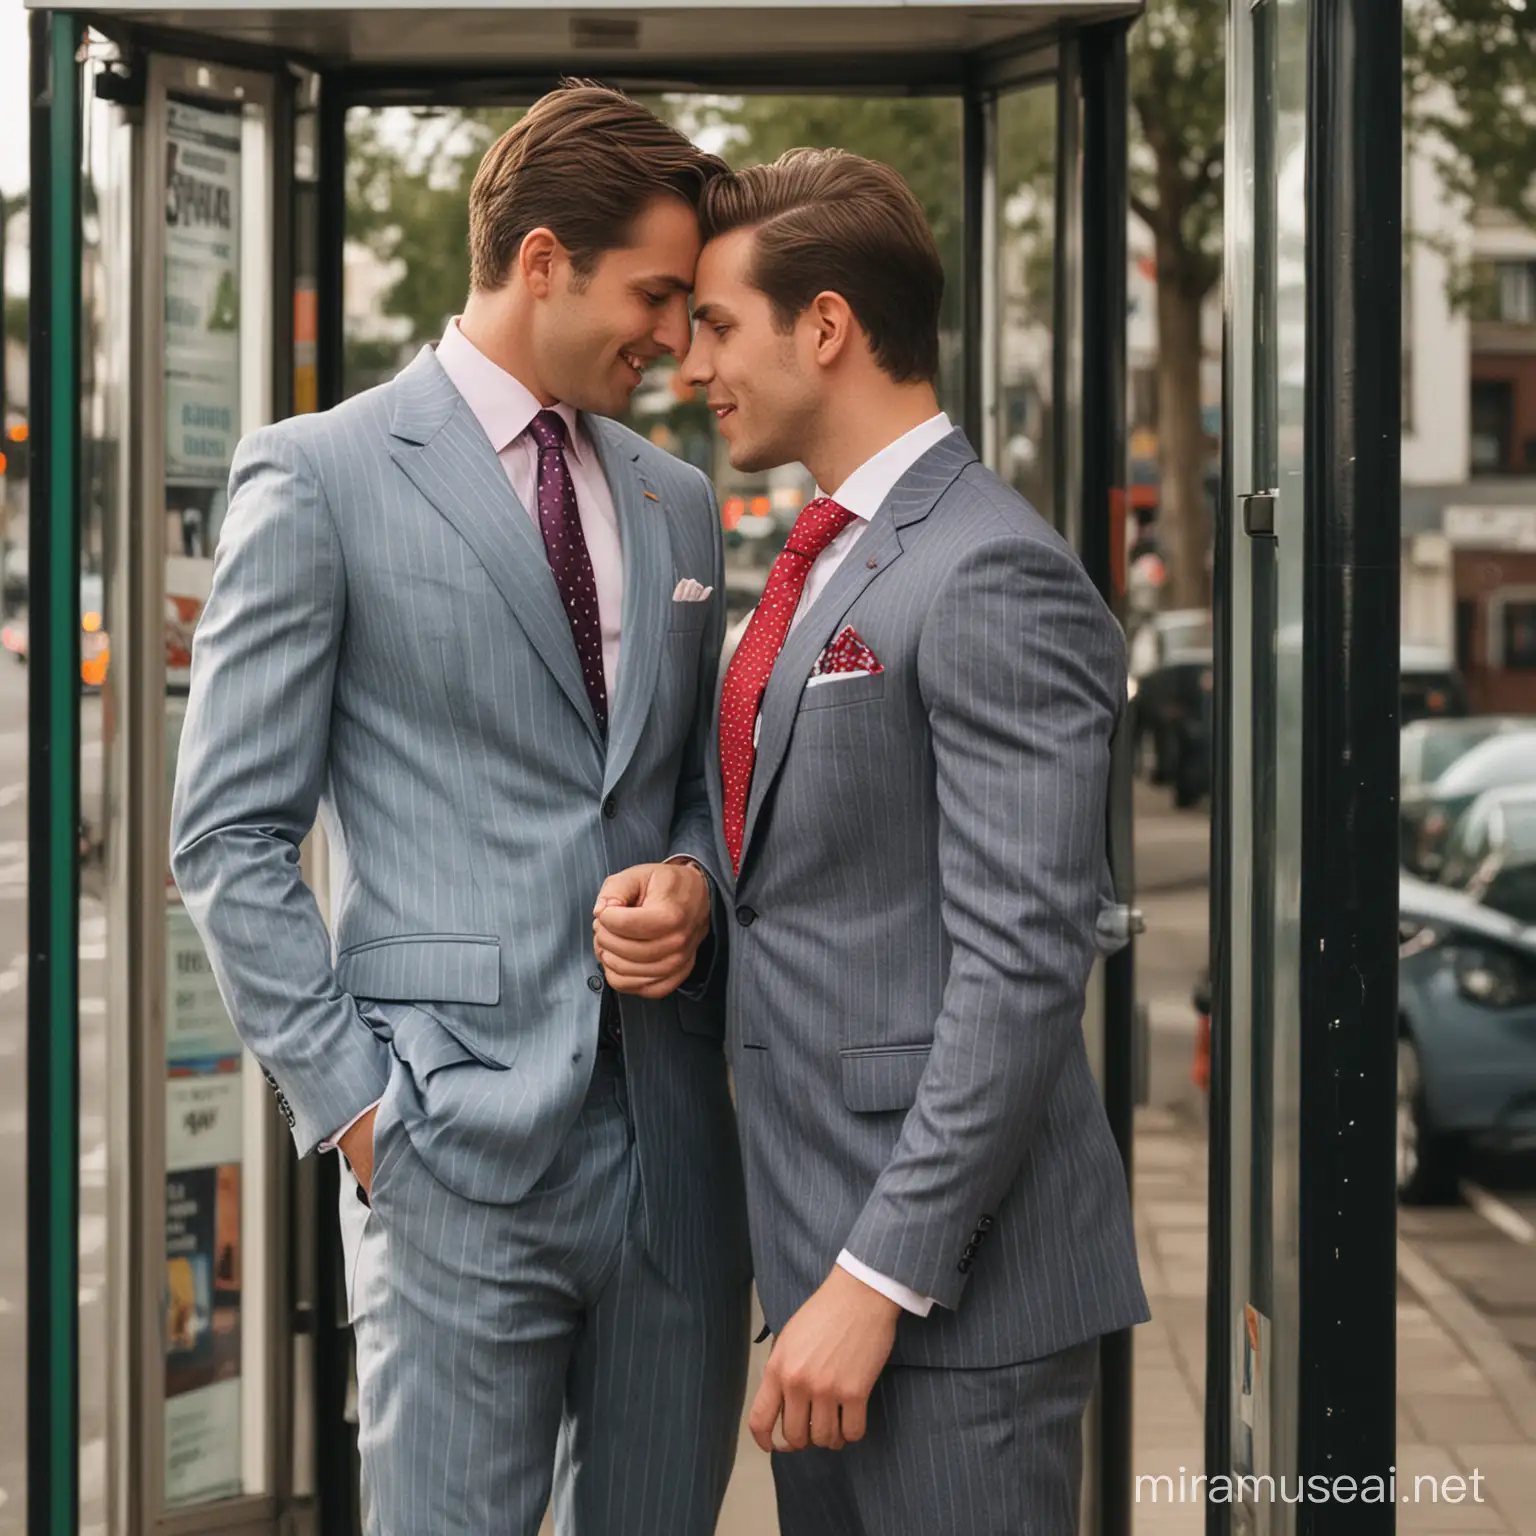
top-left (978, 1214), bottom-right (995, 1233)
top-left (735, 906), bottom-right (757, 928)
top-left (587, 975), bottom-right (604, 993)
top-left (958, 1257), bottom-right (972, 1274)
top-left (602, 796), bottom-right (618, 819)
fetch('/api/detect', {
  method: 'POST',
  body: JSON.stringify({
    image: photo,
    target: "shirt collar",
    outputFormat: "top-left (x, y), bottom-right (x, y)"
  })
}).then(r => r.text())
top-left (818, 412), bottom-right (955, 522)
top-left (436, 318), bottom-right (585, 461)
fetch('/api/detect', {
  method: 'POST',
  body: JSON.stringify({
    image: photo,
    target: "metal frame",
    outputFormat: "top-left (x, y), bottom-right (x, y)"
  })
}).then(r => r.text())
top-left (118, 50), bottom-right (295, 1536)
top-left (1207, 0), bottom-right (1402, 1526)
top-left (28, 13), bottom-right (84, 1536)
top-left (1295, 0), bottom-right (1400, 1517)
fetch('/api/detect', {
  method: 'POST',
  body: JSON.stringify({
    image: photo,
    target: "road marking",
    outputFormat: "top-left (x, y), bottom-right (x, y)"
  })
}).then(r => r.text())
top-left (1464, 1180), bottom-right (1536, 1246)
top-left (79, 943), bottom-right (106, 960)
top-left (0, 860), bottom-right (25, 883)
top-left (0, 784), bottom-right (22, 808)
top-left (81, 997), bottom-right (105, 1017)
top-left (81, 1142), bottom-right (106, 1189)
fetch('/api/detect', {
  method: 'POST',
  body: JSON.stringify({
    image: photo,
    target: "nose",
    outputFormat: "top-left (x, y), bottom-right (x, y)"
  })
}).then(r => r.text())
top-left (680, 330), bottom-right (712, 391)
top-left (653, 294), bottom-right (693, 362)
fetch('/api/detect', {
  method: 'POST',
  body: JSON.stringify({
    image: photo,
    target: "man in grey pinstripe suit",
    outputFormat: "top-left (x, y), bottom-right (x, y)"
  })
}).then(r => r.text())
top-left (170, 85), bottom-right (751, 1535)
top-left (643, 148), bottom-right (1151, 1532)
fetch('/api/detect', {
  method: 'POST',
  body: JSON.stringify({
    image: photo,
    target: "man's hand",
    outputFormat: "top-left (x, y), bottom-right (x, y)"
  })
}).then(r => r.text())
top-left (592, 861), bottom-right (712, 999)
top-left (338, 1106), bottom-right (379, 1200)
top-left (749, 1266), bottom-right (901, 1454)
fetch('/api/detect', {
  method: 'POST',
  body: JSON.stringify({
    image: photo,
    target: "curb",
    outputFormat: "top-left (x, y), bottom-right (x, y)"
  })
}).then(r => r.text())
top-left (1396, 1235), bottom-right (1536, 1440)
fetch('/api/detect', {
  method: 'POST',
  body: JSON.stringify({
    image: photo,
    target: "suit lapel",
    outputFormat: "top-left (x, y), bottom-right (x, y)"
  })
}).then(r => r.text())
top-left (387, 346), bottom-right (602, 751)
top-left (737, 429), bottom-right (978, 877)
top-left (589, 418), bottom-right (669, 795)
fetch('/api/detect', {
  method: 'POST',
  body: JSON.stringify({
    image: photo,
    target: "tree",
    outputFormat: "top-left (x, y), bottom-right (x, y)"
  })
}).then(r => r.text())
top-left (1128, 0), bottom-right (1224, 612)
top-left (344, 107), bottom-right (523, 388)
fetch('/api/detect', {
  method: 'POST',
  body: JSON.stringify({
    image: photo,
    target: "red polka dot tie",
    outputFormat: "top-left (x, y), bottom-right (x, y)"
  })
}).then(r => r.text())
top-left (720, 496), bottom-right (856, 874)
top-left (528, 409), bottom-right (608, 734)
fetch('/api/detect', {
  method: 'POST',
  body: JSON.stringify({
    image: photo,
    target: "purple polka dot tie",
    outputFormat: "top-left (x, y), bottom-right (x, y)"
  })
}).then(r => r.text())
top-left (527, 409), bottom-right (608, 735)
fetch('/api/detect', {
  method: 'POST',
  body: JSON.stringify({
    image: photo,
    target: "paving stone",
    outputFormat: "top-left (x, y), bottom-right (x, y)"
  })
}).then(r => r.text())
top-left (1410, 1395), bottom-right (1526, 1446)
top-left (1453, 1445), bottom-right (1536, 1536)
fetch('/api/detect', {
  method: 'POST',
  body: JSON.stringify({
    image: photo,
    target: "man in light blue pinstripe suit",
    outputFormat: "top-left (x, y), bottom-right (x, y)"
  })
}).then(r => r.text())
top-left (170, 85), bottom-right (751, 1534)
top-left (645, 148), bottom-right (1151, 1533)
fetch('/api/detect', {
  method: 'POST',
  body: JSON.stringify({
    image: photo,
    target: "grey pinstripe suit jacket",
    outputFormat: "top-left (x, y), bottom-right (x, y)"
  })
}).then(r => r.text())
top-left (709, 430), bottom-right (1149, 1368)
top-left (170, 345), bottom-right (749, 1295)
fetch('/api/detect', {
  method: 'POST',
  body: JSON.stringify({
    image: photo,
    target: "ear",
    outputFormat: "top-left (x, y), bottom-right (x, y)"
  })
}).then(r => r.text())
top-left (518, 227), bottom-right (561, 298)
top-left (807, 290), bottom-right (856, 370)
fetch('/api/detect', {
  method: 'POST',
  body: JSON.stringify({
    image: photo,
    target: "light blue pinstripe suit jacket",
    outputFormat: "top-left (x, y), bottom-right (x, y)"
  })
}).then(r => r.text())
top-left (170, 345), bottom-right (750, 1297)
top-left (709, 430), bottom-right (1150, 1367)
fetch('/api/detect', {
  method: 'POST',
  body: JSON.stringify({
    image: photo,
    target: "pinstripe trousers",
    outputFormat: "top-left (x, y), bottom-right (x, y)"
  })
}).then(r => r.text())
top-left (770, 1338), bottom-right (1097, 1536)
top-left (340, 1051), bottom-right (751, 1535)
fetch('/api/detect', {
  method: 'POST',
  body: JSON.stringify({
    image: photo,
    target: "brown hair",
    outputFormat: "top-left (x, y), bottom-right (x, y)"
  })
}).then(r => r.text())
top-left (469, 80), bottom-right (727, 291)
top-left (700, 149), bottom-right (944, 384)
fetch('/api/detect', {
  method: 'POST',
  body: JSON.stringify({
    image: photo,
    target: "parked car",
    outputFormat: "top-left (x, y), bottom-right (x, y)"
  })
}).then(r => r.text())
top-left (1400, 716), bottom-right (1532, 869)
top-left (1129, 609), bottom-right (1212, 808)
top-left (1397, 872), bottom-right (1536, 1202)
top-left (1436, 783), bottom-right (1536, 925)
top-left (1400, 643), bottom-right (1469, 725)
top-left (1402, 728), bottom-right (1536, 880)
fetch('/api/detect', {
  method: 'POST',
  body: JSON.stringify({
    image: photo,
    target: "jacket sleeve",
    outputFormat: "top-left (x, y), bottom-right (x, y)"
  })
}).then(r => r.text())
top-left (667, 469), bottom-right (730, 997)
top-left (169, 424), bottom-right (392, 1157)
top-left (839, 530), bottom-right (1126, 1309)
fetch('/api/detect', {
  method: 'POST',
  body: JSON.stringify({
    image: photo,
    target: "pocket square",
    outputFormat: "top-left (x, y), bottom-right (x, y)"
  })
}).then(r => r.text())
top-left (672, 579), bottom-right (714, 603)
top-left (810, 625), bottom-right (884, 679)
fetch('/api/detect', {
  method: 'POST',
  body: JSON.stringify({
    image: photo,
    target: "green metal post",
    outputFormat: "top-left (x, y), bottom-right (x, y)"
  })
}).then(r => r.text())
top-left (27, 12), bottom-right (81, 1536)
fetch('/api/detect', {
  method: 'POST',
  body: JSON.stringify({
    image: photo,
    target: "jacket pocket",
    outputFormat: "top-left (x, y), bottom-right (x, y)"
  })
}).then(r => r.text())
top-left (839, 1043), bottom-right (932, 1113)
top-left (799, 672), bottom-right (886, 711)
top-left (336, 933), bottom-right (501, 1006)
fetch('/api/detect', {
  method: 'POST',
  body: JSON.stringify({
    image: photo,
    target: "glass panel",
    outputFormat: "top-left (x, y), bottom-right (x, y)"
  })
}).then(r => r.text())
top-left (159, 78), bottom-right (273, 1512)
top-left (80, 39), bottom-right (135, 1531)
top-left (992, 85), bottom-right (1059, 522)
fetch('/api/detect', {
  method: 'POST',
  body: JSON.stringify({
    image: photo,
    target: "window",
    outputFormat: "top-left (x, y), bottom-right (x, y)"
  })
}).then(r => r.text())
top-left (1502, 600), bottom-right (1536, 671)
top-left (1468, 259), bottom-right (1536, 325)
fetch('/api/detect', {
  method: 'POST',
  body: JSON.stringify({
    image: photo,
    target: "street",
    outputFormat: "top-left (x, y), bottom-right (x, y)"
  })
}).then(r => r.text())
top-left (0, 663), bottom-right (1531, 1528)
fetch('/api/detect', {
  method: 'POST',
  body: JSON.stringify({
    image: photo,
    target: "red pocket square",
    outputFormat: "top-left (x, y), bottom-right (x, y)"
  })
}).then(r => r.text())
top-left (812, 626), bottom-right (884, 678)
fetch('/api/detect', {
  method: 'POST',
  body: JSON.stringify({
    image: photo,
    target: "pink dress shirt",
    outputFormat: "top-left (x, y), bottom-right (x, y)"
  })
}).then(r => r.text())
top-left (435, 318), bottom-right (624, 702)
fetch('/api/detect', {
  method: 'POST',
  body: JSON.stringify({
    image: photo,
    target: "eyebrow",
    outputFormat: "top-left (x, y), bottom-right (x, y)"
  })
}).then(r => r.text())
top-left (691, 302), bottom-right (732, 323)
top-left (640, 275), bottom-right (694, 294)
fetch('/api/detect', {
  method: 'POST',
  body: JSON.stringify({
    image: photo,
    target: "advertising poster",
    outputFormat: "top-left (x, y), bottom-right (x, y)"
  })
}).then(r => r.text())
top-left (164, 97), bottom-right (242, 490)
top-left (165, 903), bottom-right (244, 1505)
top-left (165, 1165), bottom-right (243, 1506)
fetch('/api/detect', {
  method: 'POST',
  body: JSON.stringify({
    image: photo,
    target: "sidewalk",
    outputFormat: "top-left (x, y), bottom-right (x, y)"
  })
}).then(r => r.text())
top-left (1132, 1104), bottom-right (1536, 1536)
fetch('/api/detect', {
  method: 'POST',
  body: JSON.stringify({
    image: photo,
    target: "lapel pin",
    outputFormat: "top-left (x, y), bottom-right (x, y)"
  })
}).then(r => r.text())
top-left (867, 557), bottom-right (879, 569)
top-left (643, 490), bottom-right (659, 502)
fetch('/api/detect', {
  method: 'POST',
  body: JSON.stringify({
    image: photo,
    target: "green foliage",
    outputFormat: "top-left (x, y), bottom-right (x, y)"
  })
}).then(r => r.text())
top-left (1405, 0), bottom-right (1536, 224)
top-left (1128, 0), bottom-right (1225, 301)
top-left (345, 106), bottom-right (524, 352)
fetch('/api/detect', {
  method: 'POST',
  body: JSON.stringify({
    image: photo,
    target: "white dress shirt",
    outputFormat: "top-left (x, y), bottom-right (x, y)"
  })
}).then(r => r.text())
top-left (325, 321), bottom-right (627, 1152)
top-left (767, 410), bottom-right (956, 1319)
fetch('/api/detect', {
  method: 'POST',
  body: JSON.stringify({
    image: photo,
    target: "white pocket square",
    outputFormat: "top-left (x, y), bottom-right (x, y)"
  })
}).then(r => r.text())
top-left (672, 579), bottom-right (714, 602)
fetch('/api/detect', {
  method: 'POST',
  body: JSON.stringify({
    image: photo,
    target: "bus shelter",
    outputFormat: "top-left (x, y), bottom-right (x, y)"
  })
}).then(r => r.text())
top-left (24, 2), bottom-right (1147, 1532)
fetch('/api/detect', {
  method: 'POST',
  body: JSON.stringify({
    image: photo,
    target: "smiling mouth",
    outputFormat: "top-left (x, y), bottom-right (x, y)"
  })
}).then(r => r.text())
top-left (712, 404), bottom-right (736, 420)
top-left (621, 349), bottom-right (649, 377)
